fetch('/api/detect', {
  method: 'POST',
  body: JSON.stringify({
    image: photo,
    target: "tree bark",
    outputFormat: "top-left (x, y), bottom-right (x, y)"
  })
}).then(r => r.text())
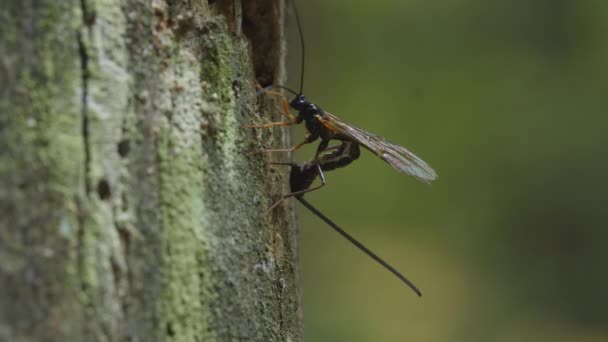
top-left (0, 0), bottom-right (300, 341)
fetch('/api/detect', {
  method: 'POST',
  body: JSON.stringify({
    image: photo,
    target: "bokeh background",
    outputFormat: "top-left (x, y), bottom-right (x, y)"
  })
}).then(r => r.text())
top-left (285, 0), bottom-right (608, 341)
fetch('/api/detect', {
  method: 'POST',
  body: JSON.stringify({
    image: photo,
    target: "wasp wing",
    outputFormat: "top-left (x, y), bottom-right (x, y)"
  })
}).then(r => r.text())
top-left (318, 112), bottom-right (437, 182)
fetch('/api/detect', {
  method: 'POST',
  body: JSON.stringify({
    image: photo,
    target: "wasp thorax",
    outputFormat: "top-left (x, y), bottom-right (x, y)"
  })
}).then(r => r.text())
top-left (291, 94), bottom-right (323, 119)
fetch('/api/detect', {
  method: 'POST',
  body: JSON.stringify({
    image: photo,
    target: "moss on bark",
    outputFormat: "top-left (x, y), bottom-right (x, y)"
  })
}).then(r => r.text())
top-left (0, 0), bottom-right (300, 341)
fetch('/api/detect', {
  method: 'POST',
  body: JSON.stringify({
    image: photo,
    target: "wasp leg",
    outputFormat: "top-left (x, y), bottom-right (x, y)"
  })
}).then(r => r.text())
top-left (256, 84), bottom-right (296, 122)
top-left (269, 161), bottom-right (299, 167)
top-left (266, 161), bottom-right (326, 213)
top-left (245, 140), bottom-right (307, 155)
top-left (263, 90), bottom-right (295, 122)
top-left (265, 140), bottom-right (330, 212)
top-left (283, 161), bottom-right (326, 199)
top-left (245, 130), bottom-right (319, 155)
top-left (242, 91), bottom-right (294, 128)
top-left (266, 143), bottom-right (341, 168)
top-left (241, 121), bottom-right (293, 129)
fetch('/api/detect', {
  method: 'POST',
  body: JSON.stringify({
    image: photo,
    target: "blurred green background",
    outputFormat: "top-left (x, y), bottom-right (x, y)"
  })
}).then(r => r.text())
top-left (285, 0), bottom-right (608, 341)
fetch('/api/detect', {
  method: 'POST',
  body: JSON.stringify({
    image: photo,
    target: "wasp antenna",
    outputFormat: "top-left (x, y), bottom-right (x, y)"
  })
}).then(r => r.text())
top-left (291, 0), bottom-right (305, 94)
top-left (296, 197), bottom-right (422, 297)
top-left (257, 84), bottom-right (299, 97)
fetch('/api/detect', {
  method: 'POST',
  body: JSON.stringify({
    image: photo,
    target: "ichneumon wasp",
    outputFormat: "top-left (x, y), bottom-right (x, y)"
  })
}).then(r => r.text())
top-left (244, 0), bottom-right (437, 191)
top-left (243, 0), bottom-right (437, 296)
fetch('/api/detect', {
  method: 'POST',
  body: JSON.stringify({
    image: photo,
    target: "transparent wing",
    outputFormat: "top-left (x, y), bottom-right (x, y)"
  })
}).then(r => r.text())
top-left (318, 112), bottom-right (437, 182)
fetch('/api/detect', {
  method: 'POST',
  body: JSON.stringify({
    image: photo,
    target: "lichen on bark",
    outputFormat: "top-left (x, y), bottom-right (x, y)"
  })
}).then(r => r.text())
top-left (0, 0), bottom-right (301, 341)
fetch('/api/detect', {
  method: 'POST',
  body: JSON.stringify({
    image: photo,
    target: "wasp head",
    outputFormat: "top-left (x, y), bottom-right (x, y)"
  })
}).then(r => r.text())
top-left (290, 94), bottom-right (322, 123)
top-left (289, 94), bottom-right (309, 111)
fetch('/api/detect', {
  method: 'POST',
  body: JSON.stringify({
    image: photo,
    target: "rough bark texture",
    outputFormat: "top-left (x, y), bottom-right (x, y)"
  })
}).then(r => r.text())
top-left (0, 0), bottom-right (300, 341)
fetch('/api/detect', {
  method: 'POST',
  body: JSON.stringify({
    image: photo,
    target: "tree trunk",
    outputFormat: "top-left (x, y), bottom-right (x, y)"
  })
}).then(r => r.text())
top-left (0, 0), bottom-right (300, 341)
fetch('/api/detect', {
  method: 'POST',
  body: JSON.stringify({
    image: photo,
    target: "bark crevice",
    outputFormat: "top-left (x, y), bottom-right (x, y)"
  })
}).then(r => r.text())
top-left (77, 29), bottom-right (91, 195)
